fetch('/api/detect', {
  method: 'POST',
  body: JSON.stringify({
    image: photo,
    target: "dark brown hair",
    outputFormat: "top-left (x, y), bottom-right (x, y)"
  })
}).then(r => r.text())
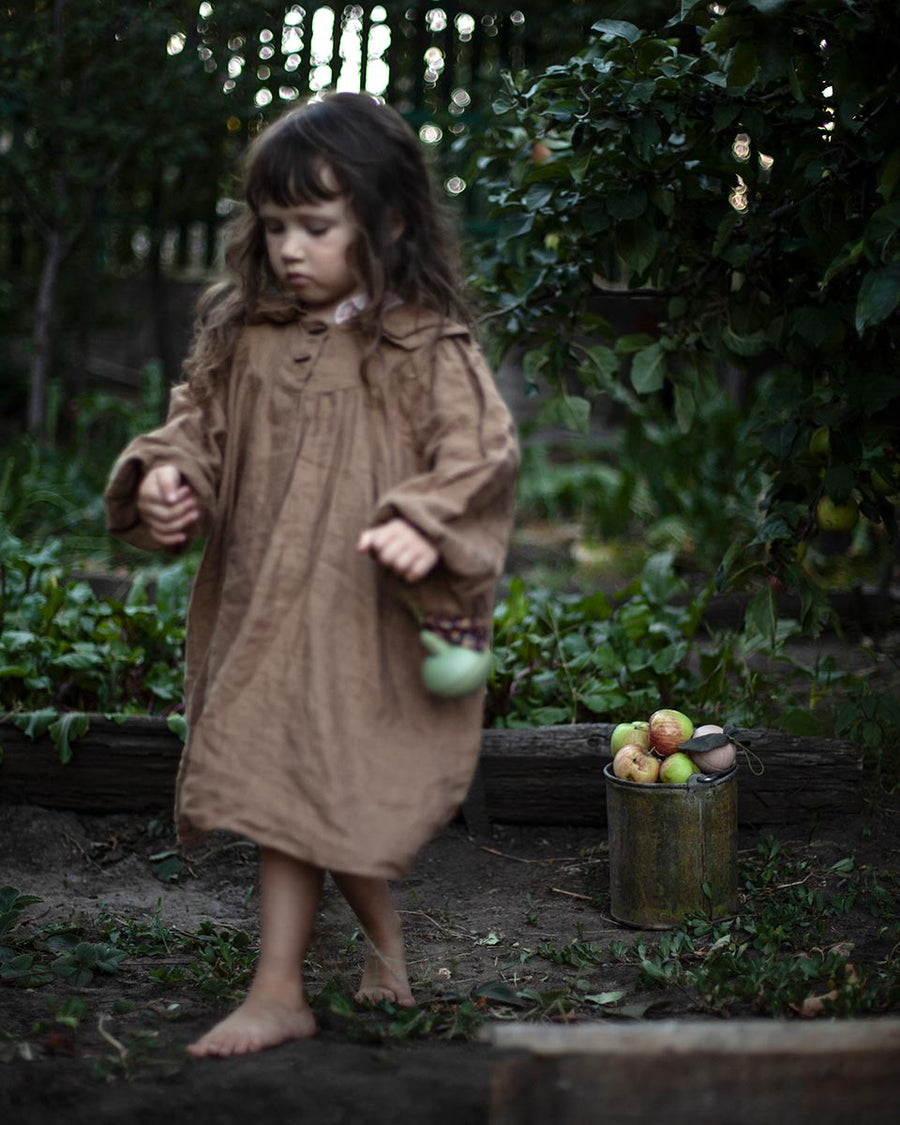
top-left (184, 93), bottom-right (470, 400)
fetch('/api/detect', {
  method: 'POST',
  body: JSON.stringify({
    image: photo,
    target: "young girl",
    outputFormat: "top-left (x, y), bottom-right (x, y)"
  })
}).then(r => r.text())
top-left (104, 92), bottom-right (518, 1058)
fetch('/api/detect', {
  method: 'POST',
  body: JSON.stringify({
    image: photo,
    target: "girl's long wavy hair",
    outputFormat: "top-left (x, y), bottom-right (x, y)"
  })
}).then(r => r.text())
top-left (183, 93), bottom-right (471, 401)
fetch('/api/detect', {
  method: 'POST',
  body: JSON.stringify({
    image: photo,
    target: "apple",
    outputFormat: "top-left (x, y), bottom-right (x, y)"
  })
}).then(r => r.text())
top-left (648, 708), bottom-right (694, 757)
top-left (816, 495), bottom-right (859, 533)
top-left (686, 723), bottom-right (737, 775)
top-left (658, 752), bottom-right (700, 784)
top-left (612, 744), bottom-right (661, 784)
top-left (609, 720), bottom-right (650, 756)
top-left (531, 140), bottom-right (552, 163)
top-left (808, 426), bottom-right (830, 461)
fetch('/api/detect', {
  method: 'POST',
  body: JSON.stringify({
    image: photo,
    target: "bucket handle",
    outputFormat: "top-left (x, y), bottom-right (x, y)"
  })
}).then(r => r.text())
top-left (686, 768), bottom-right (735, 788)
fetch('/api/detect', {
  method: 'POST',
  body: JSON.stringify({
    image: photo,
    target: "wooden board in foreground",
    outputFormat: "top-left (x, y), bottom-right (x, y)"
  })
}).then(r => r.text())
top-left (0, 716), bottom-right (862, 825)
top-left (489, 1019), bottom-right (900, 1125)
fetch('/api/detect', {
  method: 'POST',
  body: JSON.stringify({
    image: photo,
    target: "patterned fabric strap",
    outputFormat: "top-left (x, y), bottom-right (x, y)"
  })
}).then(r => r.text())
top-left (421, 613), bottom-right (490, 652)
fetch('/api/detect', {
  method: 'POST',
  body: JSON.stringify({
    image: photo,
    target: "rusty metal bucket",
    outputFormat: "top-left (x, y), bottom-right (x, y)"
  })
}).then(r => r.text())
top-left (603, 763), bottom-right (738, 929)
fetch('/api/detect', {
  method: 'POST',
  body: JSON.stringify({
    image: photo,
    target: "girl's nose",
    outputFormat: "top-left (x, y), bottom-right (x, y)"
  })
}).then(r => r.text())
top-left (282, 229), bottom-right (305, 260)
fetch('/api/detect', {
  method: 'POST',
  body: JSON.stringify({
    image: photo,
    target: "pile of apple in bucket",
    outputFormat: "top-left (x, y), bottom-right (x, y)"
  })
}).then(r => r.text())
top-left (609, 709), bottom-right (737, 784)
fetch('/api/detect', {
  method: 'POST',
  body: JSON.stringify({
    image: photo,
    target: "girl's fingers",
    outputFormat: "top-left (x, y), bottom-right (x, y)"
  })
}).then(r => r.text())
top-left (357, 519), bottom-right (438, 581)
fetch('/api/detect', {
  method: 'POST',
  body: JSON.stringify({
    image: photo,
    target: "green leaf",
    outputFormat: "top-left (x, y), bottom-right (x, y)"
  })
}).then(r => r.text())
top-left (674, 383), bottom-right (695, 432)
top-left (744, 587), bottom-right (777, 646)
top-left (11, 710), bottom-right (58, 740)
top-left (607, 187), bottom-right (648, 221)
top-left (727, 41), bottom-right (758, 88)
top-left (641, 551), bottom-right (680, 605)
top-left (537, 394), bottom-right (591, 434)
top-left (473, 980), bottom-right (529, 1006)
top-left (747, 0), bottom-right (792, 12)
top-left (863, 202), bottom-right (900, 264)
top-left (630, 116), bottom-right (662, 162)
top-left (0, 887), bottom-right (43, 937)
top-left (630, 342), bottom-right (667, 393)
top-left (879, 147), bottom-right (900, 202)
top-left (584, 990), bottom-right (628, 1005)
top-left (523, 184), bottom-right (554, 211)
top-left (592, 19), bottom-right (641, 43)
top-left (48, 713), bottom-right (90, 765)
top-left (167, 713), bottom-right (188, 742)
top-left (616, 218), bottom-right (657, 275)
top-left (581, 344), bottom-right (620, 386)
top-left (721, 324), bottom-right (769, 357)
top-left (855, 263), bottom-right (900, 333)
top-left (822, 240), bottom-right (864, 286)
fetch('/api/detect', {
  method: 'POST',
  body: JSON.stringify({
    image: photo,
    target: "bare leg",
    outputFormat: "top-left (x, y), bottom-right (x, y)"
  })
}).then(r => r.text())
top-left (332, 872), bottom-right (414, 1007)
top-left (188, 849), bottom-right (323, 1058)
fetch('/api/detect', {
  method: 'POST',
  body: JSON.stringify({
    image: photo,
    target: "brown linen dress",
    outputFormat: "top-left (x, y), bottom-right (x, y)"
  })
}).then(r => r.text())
top-left (104, 304), bottom-right (519, 878)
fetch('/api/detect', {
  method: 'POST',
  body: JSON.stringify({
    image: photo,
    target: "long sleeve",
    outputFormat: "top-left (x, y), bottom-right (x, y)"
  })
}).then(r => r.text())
top-left (104, 382), bottom-right (228, 551)
top-left (371, 333), bottom-right (519, 583)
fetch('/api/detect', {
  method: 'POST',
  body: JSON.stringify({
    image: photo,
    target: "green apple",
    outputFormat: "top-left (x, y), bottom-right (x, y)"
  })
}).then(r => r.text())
top-left (808, 426), bottom-right (830, 460)
top-left (658, 752), bottom-right (700, 784)
top-left (816, 495), bottom-right (859, 533)
top-left (609, 720), bottom-right (650, 756)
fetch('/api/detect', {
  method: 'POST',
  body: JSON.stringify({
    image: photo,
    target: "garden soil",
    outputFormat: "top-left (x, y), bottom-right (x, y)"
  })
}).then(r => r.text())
top-left (1, 792), bottom-right (898, 1125)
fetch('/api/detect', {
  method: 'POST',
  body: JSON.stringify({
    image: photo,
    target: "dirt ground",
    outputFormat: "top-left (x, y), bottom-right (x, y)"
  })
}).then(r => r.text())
top-left (1, 792), bottom-right (898, 1124)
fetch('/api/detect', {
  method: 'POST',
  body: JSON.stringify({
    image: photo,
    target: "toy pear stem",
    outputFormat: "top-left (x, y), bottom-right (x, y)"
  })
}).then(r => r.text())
top-left (420, 630), bottom-right (451, 656)
top-left (387, 578), bottom-right (424, 625)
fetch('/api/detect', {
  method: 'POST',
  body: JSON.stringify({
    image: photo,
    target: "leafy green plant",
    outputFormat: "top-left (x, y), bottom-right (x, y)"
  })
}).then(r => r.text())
top-left (467, 0), bottom-right (899, 637)
top-left (487, 551), bottom-right (760, 727)
top-left (0, 523), bottom-right (189, 743)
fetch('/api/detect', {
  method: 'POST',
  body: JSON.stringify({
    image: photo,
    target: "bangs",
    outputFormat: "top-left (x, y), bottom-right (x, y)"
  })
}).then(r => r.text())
top-left (245, 129), bottom-right (341, 211)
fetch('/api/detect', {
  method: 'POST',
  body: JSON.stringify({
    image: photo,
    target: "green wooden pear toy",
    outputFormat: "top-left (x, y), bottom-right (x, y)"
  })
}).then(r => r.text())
top-left (420, 630), bottom-right (493, 698)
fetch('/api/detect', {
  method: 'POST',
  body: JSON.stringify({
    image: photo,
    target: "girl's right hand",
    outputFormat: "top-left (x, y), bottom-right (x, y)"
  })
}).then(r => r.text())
top-left (137, 464), bottom-right (200, 548)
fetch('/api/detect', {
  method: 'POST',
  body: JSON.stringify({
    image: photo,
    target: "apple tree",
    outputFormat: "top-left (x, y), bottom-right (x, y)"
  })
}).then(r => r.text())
top-left (467, 0), bottom-right (900, 639)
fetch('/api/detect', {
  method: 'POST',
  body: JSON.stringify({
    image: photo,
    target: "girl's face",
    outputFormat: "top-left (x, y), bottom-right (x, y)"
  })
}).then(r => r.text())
top-left (259, 193), bottom-right (360, 320)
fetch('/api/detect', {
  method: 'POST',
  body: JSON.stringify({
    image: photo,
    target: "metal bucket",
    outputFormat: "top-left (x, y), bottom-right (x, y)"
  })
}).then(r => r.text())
top-left (603, 763), bottom-right (738, 929)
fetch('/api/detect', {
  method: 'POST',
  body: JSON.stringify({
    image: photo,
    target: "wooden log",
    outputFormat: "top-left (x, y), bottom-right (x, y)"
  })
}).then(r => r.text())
top-left (478, 724), bottom-right (862, 827)
top-left (0, 716), bottom-right (181, 813)
top-left (0, 716), bottom-right (862, 824)
top-left (489, 1020), bottom-right (900, 1125)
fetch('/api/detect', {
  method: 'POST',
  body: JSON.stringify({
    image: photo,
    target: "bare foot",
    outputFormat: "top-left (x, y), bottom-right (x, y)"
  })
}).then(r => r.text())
top-left (187, 994), bottom-right (317, 1058)
top-left (355, 919), bottom-right (414, 1008)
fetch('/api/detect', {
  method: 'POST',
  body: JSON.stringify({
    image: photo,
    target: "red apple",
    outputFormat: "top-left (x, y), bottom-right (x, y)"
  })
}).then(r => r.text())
top-left (609, 720), bottom-right (650, 756)
top-left (648, 708), bottom-right (694, 757)
top-left (612, 744), bottom-right (661, 784)
top-left (686, 723), bottom-right (737, 775)
top-left (658, 752), bottom-right (700, 784)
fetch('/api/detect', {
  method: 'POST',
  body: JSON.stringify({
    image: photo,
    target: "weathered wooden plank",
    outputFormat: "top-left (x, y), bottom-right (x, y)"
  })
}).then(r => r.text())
top-left (478, 724), bottom-right (862, 827)
top-left (0, 717), bottom-right (862, 824)
top-left (0, 716), bottom-right (181, 813)
top-left (489, 1020), bottom-right (900, 1125)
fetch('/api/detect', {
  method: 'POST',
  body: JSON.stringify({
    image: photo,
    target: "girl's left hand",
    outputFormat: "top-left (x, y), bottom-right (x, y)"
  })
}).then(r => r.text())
top-left (357, 518), bottom-right (438, 583)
